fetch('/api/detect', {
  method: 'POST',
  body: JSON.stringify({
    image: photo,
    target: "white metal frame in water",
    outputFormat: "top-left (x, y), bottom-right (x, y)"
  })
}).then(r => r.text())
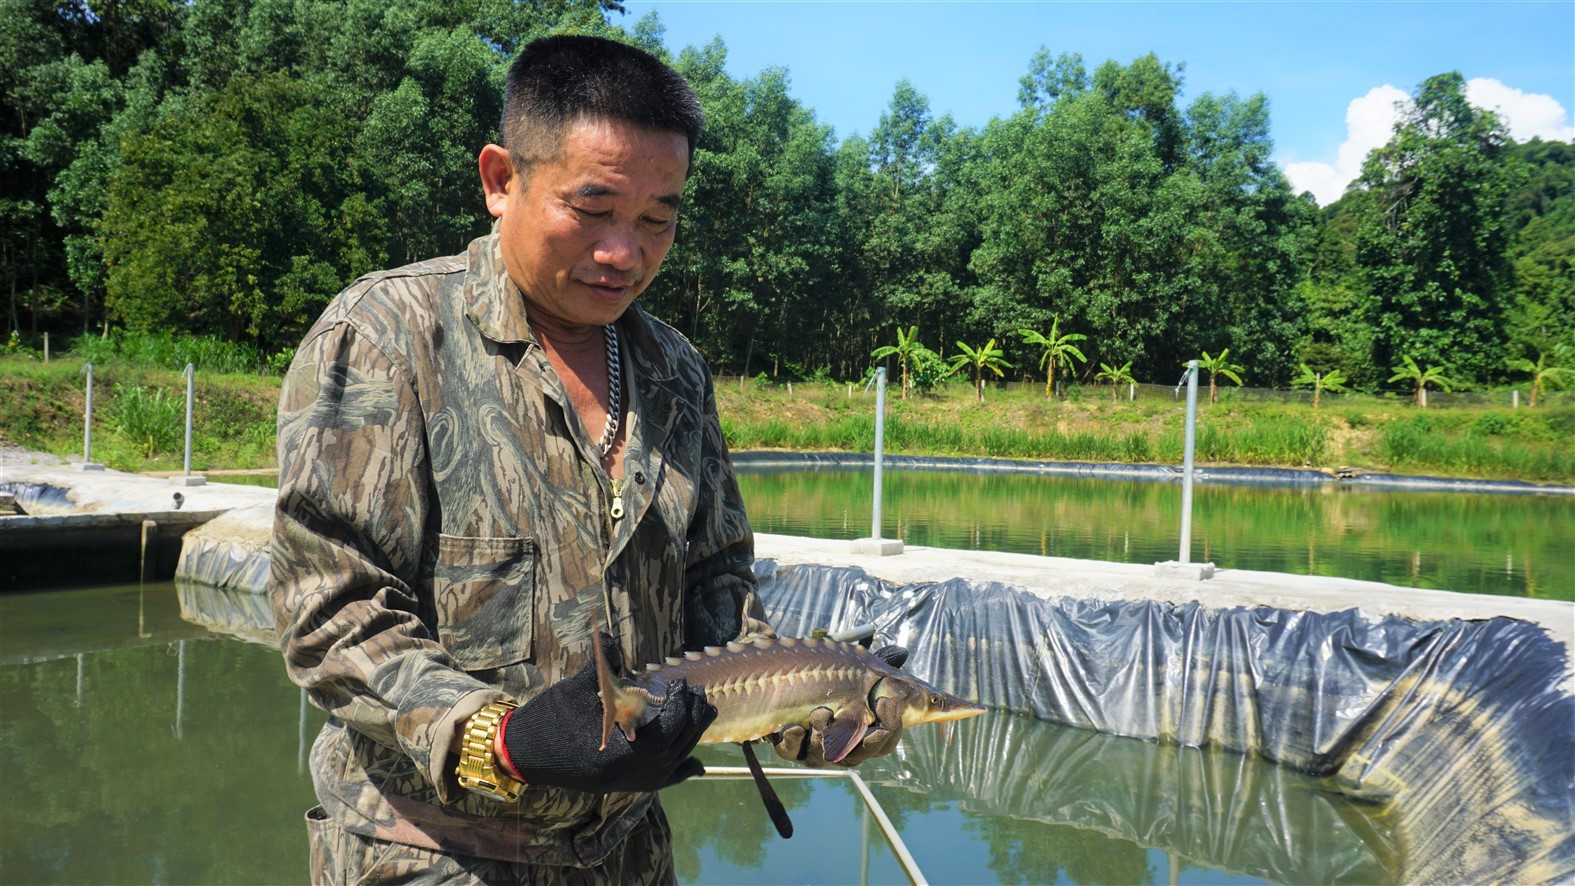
top-left (698, 765), bottom-right (927, 885)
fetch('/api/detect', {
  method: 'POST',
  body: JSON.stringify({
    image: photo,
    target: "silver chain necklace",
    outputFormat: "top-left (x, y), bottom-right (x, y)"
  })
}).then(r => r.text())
top-left (596, 324), bottom-right (621, 462)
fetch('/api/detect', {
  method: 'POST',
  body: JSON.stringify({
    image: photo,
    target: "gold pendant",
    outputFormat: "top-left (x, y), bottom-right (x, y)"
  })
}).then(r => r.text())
top-left (610, 478), bottom-right (625, 520)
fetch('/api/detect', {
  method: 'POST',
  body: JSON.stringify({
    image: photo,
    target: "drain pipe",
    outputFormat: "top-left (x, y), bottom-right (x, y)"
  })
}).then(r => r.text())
top-left (1156, 360), bottom-right (1214, 580)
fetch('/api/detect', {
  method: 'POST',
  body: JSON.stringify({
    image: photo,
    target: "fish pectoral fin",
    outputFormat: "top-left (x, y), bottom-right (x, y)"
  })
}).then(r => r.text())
top-left (740, 741), bottom-right (793, 839)
top-left (820, 708), bottom-right (870, 764)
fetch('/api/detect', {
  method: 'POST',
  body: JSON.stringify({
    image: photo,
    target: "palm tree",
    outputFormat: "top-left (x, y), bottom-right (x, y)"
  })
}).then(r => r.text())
top-left (1019, 316), bottom-right (1088, 399)
top-left (870, 325), bottom-right (928, 400)
top-left (1094, 360), bottom-right (1137, 401)
top-left (1388, 355), bottom-right (1455, 407)
top-left (1291, 363), bottom-right (1349, 409)
top-left (1196, 349), bottom-right (1245, 404)
top-left (947, 339), bottom-right (1013, 403)
top-left (1505, 346), bottom-right (1573, 407)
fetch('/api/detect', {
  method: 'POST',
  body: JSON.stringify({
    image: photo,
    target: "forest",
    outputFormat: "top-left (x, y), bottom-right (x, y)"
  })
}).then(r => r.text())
top-left (3, 0), bottom-right (1572, 392)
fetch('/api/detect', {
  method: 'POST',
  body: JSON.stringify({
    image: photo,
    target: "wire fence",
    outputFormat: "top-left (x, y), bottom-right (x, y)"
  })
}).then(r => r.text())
top-left (714, 375), bottom-right (1572, 409)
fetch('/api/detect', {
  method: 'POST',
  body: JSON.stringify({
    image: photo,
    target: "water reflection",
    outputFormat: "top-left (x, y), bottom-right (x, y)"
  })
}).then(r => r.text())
top-left (1, 582), bottom-right (1392, 885)
top-left (737, 467), bottom-right (1575, 600)
top-left (0, 583), bottom-right (323, 884)
top-left (670, 714), bottom-right (1392, 885)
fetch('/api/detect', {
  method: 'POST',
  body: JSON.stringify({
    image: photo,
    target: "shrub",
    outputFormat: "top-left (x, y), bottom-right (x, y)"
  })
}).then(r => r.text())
top-left (111, 384), bottom-right (184, 457)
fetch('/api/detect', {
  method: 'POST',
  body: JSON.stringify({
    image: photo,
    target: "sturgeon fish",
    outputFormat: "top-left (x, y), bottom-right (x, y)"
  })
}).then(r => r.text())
top-left (592, 633), bottom-right (987, 836)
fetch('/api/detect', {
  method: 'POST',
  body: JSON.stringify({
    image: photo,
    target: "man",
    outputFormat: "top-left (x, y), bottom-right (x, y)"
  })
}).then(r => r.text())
top-left (271, 35), bottom-right (901, 883)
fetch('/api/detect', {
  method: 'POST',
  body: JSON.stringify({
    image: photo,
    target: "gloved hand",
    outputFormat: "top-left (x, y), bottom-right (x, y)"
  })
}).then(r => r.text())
top-left (499, 633), bottom-right (716, 793)
top-left (769, 645), bottom-right (909, 767)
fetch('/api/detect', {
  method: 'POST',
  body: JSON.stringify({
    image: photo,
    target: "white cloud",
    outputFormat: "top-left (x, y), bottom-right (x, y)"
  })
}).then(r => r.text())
top-left (1283, 85), bottom-right (1408, 206)
top-left (1282, 80), bottom-right (1574, 207)
top-left (1464, 77), bottom-right (1575, 143)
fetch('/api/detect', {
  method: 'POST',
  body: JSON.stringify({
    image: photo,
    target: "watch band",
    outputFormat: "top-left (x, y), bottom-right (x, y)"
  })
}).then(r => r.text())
top-left (455, 700), bottom-right (523, 802)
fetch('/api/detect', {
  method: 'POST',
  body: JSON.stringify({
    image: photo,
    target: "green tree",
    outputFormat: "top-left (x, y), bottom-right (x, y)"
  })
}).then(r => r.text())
top-left (1290, 362), bottom-right (1349, 409)
top-left (1354, 73), bottom-right (1514, 384)
top-left (1195, 348), bottom-right (1244, 403)
top-left (1019, 316), bottom-right (1087, 398)
top-left (1505, 346), bottom-right (1573, 407)
top-left (1094, 360), bottom-right (1137, 401)
top-left (947, 338), bottom-right (1012, 403)
top-left (1388, 355), bottom-right (1455, 407)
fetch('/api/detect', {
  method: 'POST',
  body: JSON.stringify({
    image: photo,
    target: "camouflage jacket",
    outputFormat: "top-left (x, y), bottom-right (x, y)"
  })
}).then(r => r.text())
top-left (269, 231), bottom-right (765, 867)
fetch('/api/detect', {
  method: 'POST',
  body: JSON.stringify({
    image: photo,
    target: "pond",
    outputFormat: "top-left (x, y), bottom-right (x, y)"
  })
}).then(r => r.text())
top-left (1, 582), bottom-right (1396, 885)
top-left (219, 462), bottom-right (1575, 600)
top-left (734, 465), bottom-right (1575, 601)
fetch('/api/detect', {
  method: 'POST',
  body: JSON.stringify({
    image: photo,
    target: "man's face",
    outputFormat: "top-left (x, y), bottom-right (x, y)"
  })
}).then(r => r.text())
top-left (487, 117), bottom-right (689, 330)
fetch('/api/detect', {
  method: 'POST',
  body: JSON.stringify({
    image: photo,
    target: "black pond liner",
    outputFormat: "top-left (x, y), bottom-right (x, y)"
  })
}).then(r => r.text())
top-left (730, 451), bottom-right (1575, 496)
top-left (755, 559), bottom-right (1575, 885)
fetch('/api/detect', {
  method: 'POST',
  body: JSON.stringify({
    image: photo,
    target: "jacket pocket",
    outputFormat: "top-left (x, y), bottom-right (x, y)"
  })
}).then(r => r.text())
top-left (432, 534), bottom-right (535, 671)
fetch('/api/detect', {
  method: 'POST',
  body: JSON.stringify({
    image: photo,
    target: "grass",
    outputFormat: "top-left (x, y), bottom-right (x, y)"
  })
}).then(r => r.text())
top-left (1, 352), bottom-right (280, 472)
top-left (713, 379), bottom-right (1575, 484)
top-left (3, 343), bottom-right (1572, 483)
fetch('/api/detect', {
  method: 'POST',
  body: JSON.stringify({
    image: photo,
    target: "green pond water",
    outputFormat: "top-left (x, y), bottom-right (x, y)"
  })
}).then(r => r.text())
top-left (1, 583), bottom-right (1395, 885)
top-left (223, 462), bottom-right (1575, 599)
top-left (734, 466), bottom-right (1575, 601)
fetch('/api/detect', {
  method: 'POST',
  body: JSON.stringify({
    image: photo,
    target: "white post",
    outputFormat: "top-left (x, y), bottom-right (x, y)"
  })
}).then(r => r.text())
top-left (183, 364), bottom-right (194, 477)
top-left (852, 367), bottom-right (902, 556)
top-left (81, 362), bottom-right (104, 470)
top-left (1179, 360), bottom-right (1199, 564)
top-left (872, 367), bottom-right (886, 539)
top-left (173, 363), bottom-right (206, 486)
top-left (1155, 360), bottom-right (1214, 580)
top-left (1513, 390), bottom-right (1520, 409)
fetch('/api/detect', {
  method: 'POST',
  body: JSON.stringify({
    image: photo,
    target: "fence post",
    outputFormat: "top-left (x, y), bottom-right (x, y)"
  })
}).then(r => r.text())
top-left (1513, 390), bottom-right (1520, 409)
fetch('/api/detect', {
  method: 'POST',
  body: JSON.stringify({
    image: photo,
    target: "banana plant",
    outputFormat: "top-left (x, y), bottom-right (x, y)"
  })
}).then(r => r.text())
top-left (1505, 346), bottom-right (1572, 407)
top-left (947, 338), bottom-right (1012, 403)
top-left (1388, 355), bottom-right (1454, 408)
top-left (1196, 349), bottom-right (1244, 404)
top-left (1019, 316), bottom-right (1088, 399)
top-left (1291, 363), bottom-right (1349, 409)
top-left (870, 325), bottom-right (929, 400)
top-left (1094, 360), bottom-right (1136, 401)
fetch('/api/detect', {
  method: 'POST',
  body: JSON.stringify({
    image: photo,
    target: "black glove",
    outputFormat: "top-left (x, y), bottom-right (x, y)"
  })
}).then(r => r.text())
top-left (769, 644), bottom-right (909, 767)
top-left (502, 633), bottom-right (717, 793)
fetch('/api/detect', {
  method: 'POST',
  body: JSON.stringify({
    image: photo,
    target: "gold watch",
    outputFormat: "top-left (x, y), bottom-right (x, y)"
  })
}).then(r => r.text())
top-left (455, 700), bottom-right (523, 802)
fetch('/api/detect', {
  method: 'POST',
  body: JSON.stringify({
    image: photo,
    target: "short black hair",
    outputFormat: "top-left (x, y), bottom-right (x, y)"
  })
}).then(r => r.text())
top-left (501, 35), bottom-right (704, 174)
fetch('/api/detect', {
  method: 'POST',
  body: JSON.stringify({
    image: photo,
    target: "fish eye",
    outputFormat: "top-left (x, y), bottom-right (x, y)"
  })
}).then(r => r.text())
top-left (930, 694), bottom-right (941, 705)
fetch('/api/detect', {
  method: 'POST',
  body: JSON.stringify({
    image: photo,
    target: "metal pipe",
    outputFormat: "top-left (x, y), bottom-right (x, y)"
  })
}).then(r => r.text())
top-left (829, 622), bottom-right (877, 643)
top-left (83, 362), bottom-right (94, 464)
top-left (1180, 360), bottom-right (1199, 564)
top-left (872, 367), bottom-right (887, 540)
top-left (183, 363), bottom-right (195, 478)
top-left (700, 766), bottom-right (926, 885)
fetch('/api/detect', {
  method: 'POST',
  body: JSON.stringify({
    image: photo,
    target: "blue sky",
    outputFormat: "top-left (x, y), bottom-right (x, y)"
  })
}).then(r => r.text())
top-left (623, 1), bottom-right (1575, 205)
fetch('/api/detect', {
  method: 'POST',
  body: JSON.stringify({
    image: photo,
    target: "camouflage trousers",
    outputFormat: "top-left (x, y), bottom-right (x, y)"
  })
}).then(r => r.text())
top-left (304, 802), bottom-right (675, 885)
